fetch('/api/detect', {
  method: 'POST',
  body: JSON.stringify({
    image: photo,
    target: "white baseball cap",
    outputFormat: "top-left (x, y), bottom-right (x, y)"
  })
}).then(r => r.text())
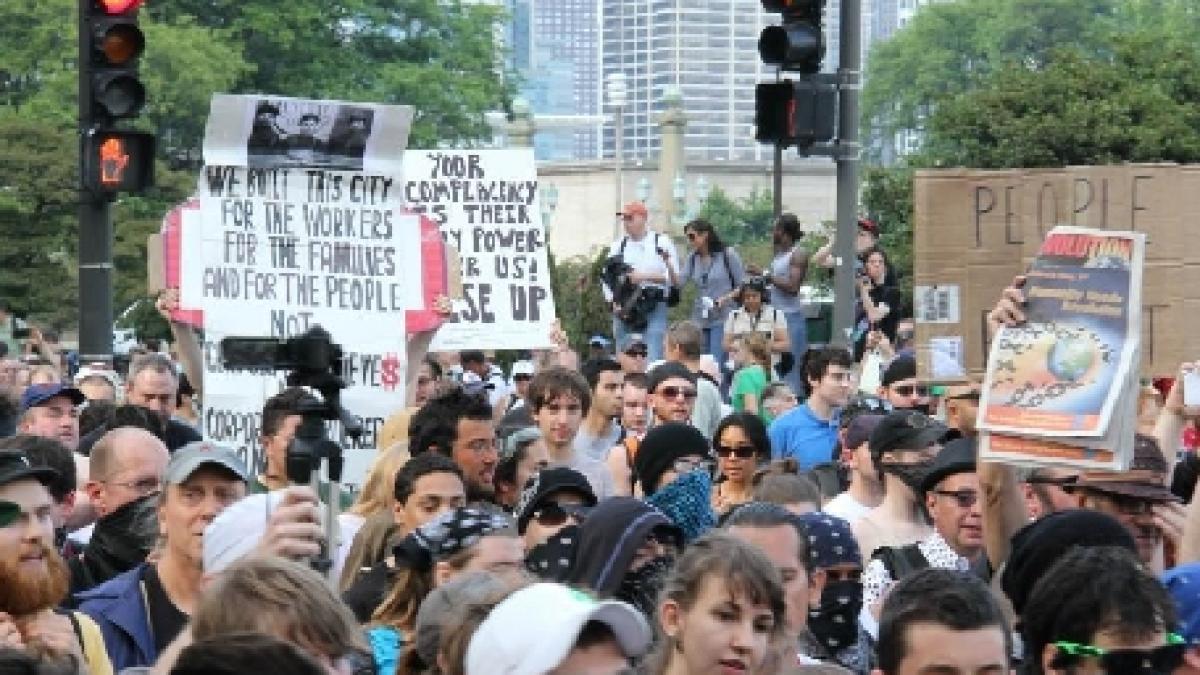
top-left (465, 583), bottom-right (651, 675)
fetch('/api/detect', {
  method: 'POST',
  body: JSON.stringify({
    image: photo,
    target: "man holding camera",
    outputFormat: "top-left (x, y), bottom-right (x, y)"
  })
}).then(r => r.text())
top-left (602, 202), bottom-right (680, 363)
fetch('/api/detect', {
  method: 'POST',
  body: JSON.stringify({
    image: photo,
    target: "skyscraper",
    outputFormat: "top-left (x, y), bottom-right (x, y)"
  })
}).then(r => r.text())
top-left (601, 0), bottom-right (775, 162)
top-left (507, 0), bottom-right (601, 160)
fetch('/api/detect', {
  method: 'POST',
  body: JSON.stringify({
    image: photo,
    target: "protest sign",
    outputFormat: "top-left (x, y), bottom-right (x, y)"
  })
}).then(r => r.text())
top-left (913, 164), bottom-right (1199, 379)
top-left (403, 149), bottom-right (556, 350)
top-left (183, 94), bottom-right (418, 491)
top-left (979, 227), bottom-right (1144, 470)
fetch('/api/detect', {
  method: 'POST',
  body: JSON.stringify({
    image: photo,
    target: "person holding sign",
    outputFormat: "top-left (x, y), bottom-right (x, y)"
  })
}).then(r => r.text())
top-left (602, 202), bottom-right (680, 363)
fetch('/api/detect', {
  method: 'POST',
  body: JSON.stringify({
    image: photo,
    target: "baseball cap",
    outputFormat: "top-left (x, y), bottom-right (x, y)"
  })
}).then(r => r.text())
top-left (645, 361), bottom-right (696, 393)
top-left (844, 414), bottom-right (884, 451)
top-left (620, 334), bottom-right (647, 352)
top-left (617, 201), bottom-right (648, 218)
top-left (0, 450), bottom-right (59, 490)
top-left (881, 355), bottom-right (917, 388)
top-left (514, 466), bottom-right (597, 534)
top-left (919, 436), bottom-right (978, 493)
top-left (1073, 433), bottom-right (1179, 502)
top-left (858, 217), bottom-right (879, 235)
top-left (511, 360), bottom-right (535, 378)
top-left (203, 490), bottom-right (281, 574)
top-left (165, 441), bottom-right (250, 485)
top-left (869, 409), bottom-right (948, 457)
top-left (74, 365), bottom-right (120, 389)
top-left (20, 382), bottom-right (85, 412)
top-left (465, 583), bottom-right (652, 675)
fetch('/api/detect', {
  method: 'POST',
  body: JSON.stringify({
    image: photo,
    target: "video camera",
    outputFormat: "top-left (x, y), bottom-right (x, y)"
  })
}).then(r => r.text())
top-left (220, 326), bottom-right (362, 577)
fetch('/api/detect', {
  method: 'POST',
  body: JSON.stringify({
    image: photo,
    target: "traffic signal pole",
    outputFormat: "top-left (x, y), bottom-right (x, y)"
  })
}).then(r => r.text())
top-left (830, 0), bottom-right (861, 348)
top-left (78, 0), bottom-right (115, 364)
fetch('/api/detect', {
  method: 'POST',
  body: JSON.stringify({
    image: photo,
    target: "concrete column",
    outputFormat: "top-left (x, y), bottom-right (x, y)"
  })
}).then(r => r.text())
top-left (508, 98), bottom-right (535, 148)
top-left (656, 87), bottom-right (687, 233)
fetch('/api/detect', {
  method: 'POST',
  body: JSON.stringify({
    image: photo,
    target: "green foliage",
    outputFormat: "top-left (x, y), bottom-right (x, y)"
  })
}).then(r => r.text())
top-left (0, 0), bottom-right (513, 338)
top-left (694, 186), bottom-right (777, 269)
top-left (549, 251), bottom-right (610, 353)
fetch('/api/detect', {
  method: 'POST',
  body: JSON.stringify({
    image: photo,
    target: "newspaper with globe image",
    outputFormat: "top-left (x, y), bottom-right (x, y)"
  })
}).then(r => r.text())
top-left (979, 226), bottom-right (1145, 471)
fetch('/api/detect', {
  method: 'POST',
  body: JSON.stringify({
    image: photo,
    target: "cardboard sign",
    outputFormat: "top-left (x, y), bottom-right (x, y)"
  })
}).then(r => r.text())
top-left (914, 164), bottom-right (1198, 379)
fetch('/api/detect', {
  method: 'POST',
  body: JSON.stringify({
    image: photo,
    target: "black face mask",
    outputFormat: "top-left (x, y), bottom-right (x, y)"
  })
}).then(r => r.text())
top-left (808, 579), bottom-right (863, 654)
top-left (880, 460), bottom-right (934, 492)
top-left (616, 555), bottom-right (673, 618)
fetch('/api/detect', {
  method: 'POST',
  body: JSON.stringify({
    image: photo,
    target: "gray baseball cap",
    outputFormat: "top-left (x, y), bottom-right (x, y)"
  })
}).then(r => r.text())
top-left (165, 441), bottom-right (250, 485)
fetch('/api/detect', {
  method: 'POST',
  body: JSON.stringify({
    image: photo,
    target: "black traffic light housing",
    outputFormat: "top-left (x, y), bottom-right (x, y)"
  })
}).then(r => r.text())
top-left (759, 0), bottom-right (826, 75)
top-left (755, 82), bottom-right (795, 144)
top-left (80, 0), bottom-right (153, 194)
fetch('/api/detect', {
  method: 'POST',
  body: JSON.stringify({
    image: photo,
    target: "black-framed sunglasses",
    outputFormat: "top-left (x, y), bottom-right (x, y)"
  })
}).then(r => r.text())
top-left (532, 502), bottom-right (591, 528)
top-left (714, 444), bottom-right (758, 459)
top-left (513, 373), bottom-right (532, 382)
top-left (931, 489), bottom-right (978, 508)
top-left (624, 348), bottom-right (648, 358)
top-left (892, 384), bottom-right (931, 397)
top-left (1051, 634), bottom-right (1186, 674)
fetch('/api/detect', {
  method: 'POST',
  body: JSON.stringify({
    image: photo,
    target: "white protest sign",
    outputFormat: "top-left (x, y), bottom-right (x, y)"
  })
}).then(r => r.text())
top-left (186, 94), bottom-right (417, 492)
top-left (403, 149), bottom-right (556, 350)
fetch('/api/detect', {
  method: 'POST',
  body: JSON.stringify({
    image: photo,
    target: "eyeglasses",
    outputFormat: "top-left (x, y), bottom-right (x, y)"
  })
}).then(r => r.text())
top-left (1052, 634), bottom-right (1186, 674)
top-left (0, 501), bottom-right (18, 528)
top-left (932, 489), bottom-right (978, 508)
top-left (532, 502), bottom-right (590, 528)
top-left (513, 374), bottom-right (532, 382)
top-left (672, 457), bottom-right (715, 475)
top-left (104, 477), bottom-right (162, 497)
top-left (714, 444), bottom-right (759, 459)
top-left (891, 384), bottom-right (931, 397)
top-left (624, 348), bottom-right (648, 358)
top-left (658, 386), bottom-right (698, 400)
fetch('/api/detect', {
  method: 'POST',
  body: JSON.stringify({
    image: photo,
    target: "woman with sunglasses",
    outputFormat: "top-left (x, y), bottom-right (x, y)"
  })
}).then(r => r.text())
top-left (682, 218), bottom-right (746, 368)
top-left (711, 413), bottom-right (771, 515)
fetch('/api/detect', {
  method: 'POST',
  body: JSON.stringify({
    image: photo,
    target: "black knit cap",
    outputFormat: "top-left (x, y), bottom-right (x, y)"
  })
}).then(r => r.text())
top-left (633, 422), bottom-right (710, 495)
top-left (1000, 509), bottom-right (1136, 617)
top-left (881, 355), bottom-right (917, 388)
top-left (645, 362), bottom-right (696, 393)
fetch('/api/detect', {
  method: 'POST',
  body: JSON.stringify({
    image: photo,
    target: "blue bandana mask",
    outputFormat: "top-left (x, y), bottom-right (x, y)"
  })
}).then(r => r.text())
top-left (644, 469), bottom-right (716, 543)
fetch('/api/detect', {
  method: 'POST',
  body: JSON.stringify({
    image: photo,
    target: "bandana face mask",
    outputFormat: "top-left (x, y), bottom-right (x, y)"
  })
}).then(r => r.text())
top-left (616, 555), bottom-right (673, 618)
top-left (643, 468), bottom-right (716, 543)
top-left (879, 459), bottom-right (934, 493)
top-left (808, 579), bottom-right (863, 653)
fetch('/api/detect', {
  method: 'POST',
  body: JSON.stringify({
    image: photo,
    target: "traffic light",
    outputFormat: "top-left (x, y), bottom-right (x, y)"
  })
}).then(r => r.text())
top-left (84, 0), bottom-right (147, 122)
top-left (82, 129), bottom-right (155, 193)
top-left (755, 82), bottom-right (795, 144)
top-left (759, 0), bottom-right (826, 75)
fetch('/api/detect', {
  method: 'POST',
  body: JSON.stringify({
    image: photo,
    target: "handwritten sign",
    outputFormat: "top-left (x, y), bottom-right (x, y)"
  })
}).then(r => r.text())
top-left (404, 149), bottom-right (556, 350)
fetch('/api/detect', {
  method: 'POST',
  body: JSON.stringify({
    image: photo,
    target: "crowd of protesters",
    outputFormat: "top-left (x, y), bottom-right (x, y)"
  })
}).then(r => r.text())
top-left (0, 206), bottom-right (1199, 675)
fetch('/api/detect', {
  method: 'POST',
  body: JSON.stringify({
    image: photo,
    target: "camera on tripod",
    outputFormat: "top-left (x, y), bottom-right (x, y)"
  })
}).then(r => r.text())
top-left (220, 326), bottom-right (363, 576)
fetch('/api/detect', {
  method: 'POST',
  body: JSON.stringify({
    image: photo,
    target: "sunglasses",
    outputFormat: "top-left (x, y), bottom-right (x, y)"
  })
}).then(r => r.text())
top-left (658, 386), bottom-right (698, 400)
top-left (715, 444), bottom-right (758, 459)
top-left (892, 384), bottom-right (931, 397)
top-left (0, 500), bottom-right (18, 528)
top-left (532, 502), bottom-right (590, 528)
top-left (513, 374), bottom-right (532, 382)
top-left (624, 348), bottom-right (648, 358)
top-left (931, 489), bottom-right (978, 508)
top-left (1051, 634), bottom-right (1186, 674)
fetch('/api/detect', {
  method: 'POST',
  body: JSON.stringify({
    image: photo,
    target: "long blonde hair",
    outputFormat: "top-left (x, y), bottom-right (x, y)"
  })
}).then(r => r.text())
top-left (348, 443), bottom-right (411, 518)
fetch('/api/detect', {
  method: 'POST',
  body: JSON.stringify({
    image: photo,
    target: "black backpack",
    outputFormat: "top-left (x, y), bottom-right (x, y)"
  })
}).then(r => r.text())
top-left (871, 543), bottom-right (930, 581)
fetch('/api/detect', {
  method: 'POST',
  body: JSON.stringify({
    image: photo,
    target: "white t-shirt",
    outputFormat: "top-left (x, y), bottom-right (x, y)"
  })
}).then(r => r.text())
top-left (603, 230), bottom-right (681, 300)
top-left (823, 491), bottom-right (872, 522)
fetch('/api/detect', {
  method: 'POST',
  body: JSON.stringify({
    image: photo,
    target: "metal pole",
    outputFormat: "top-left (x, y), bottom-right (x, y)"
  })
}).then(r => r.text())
top-left (772, 142), bottom-right (783, 218)
top-left (830, 0), bottom-right (861, 348)
top-left (614, 104), bottom-right (624, 238)
top-left (78, 0), bottom-right (114, 364)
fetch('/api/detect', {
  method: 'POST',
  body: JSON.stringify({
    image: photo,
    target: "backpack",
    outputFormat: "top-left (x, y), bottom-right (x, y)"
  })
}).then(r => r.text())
top-left (871, 543), bottom-right (930, 582)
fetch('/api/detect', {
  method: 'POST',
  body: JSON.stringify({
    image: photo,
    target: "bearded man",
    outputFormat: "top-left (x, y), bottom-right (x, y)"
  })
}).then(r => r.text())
top-left (0, 450), bottom-right (112, 673)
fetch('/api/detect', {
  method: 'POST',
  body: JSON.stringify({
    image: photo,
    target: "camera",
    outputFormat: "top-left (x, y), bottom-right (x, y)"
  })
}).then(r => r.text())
top-left (220, 326), bottom-right (362, 577)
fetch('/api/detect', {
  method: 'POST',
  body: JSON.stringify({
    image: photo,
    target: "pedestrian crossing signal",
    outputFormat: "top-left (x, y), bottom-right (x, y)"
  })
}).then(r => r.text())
top-left (83, 130), bottom-right (155, 193)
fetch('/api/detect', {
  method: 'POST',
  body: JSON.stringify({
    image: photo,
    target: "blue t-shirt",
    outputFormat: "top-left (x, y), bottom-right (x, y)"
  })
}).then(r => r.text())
top-left (767, 403), bottom-right (839, 470)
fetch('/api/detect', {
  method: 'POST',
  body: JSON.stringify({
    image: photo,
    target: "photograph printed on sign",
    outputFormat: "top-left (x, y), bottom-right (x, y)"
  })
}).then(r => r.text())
top-left (246, 99), bottom-right (375, 171)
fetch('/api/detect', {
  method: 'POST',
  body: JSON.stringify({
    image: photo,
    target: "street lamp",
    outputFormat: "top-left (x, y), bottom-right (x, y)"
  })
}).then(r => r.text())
top-left (605, 72), bottom-right (628, 237)
top-left (672, 173), bottom-right (687, 227)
